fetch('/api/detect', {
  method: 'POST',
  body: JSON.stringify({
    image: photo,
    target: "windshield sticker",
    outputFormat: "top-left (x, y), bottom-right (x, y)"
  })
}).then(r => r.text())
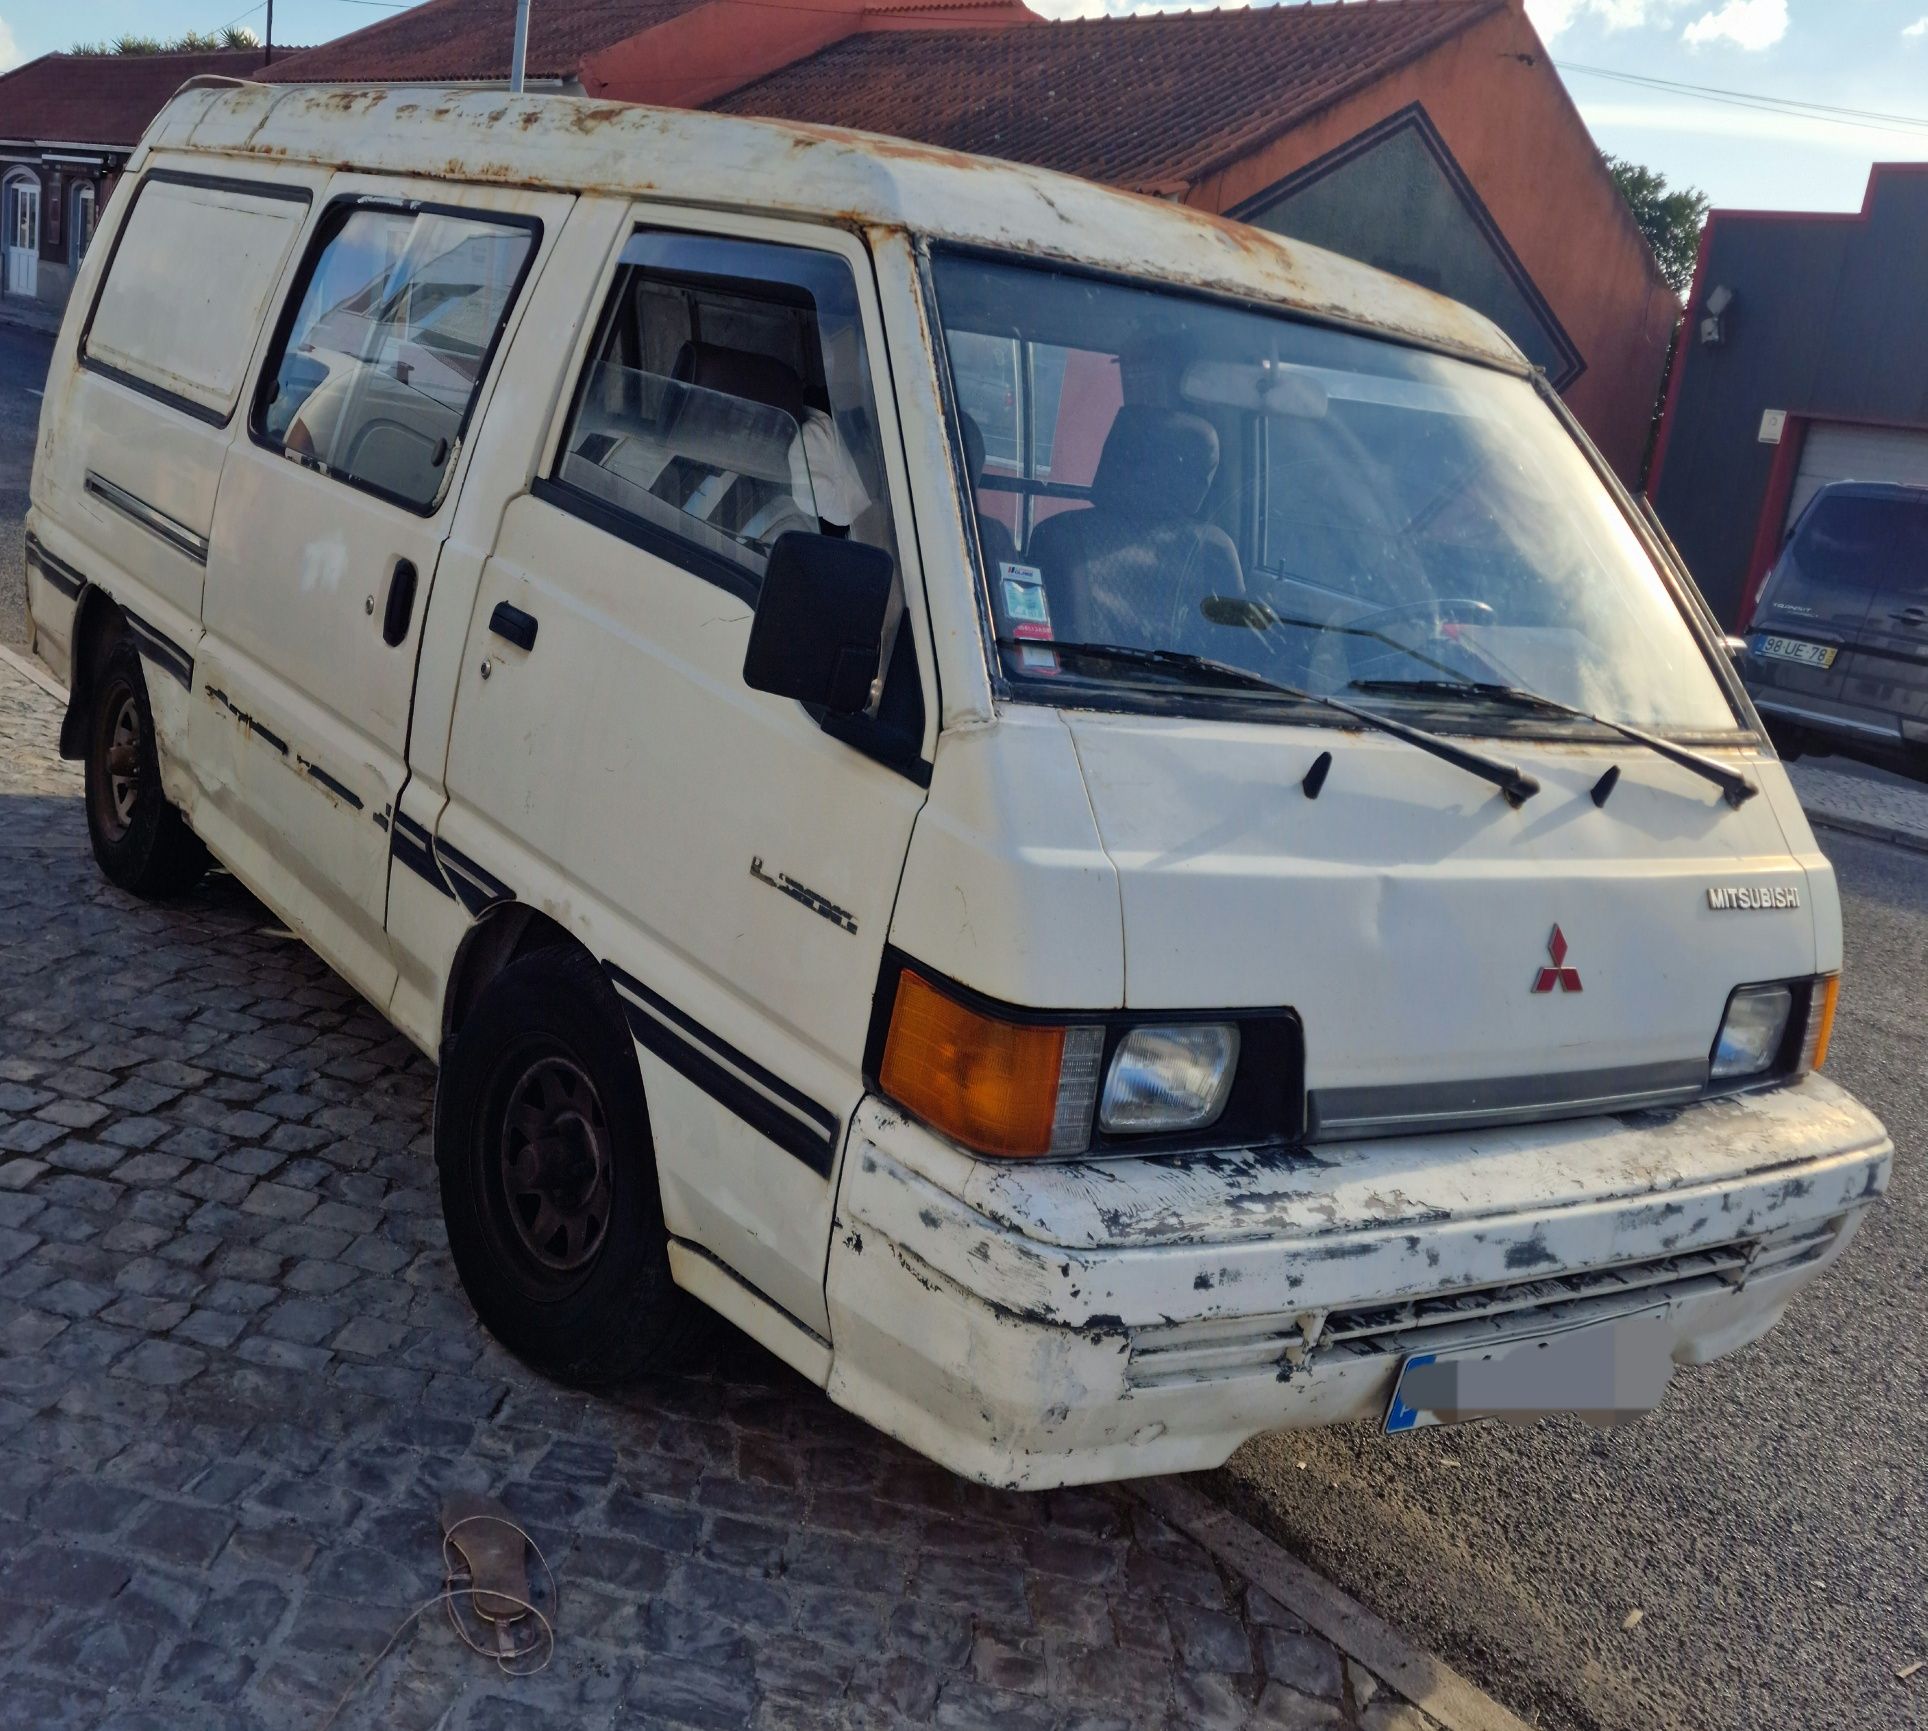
top-left (999, 563), bottom-right (1060, 673)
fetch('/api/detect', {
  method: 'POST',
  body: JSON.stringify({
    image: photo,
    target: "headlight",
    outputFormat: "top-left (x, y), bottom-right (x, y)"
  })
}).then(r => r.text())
top-left (1099, 1024), bottom-right (1240, 1133)
top-left (1711, 984), bottom-right (1794, 1080)
top-left (869, 957), bottom-right (1301, 1158)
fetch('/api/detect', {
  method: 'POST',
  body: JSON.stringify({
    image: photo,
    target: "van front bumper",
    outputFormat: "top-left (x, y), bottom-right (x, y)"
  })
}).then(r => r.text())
top-left (823, 1078), bottom-right (1890, 1489)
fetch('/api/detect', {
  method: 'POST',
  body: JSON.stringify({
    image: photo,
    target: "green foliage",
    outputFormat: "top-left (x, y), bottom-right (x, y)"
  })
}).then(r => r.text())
top-left (1605, 155), bottom-right (1710, 297)
top-left (70, 26), bottom-right (261, 55)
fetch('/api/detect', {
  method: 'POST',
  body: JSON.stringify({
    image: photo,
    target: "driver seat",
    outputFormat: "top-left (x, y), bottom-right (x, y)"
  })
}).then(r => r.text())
top-left (1028, 404), bottom-right (1243, 645)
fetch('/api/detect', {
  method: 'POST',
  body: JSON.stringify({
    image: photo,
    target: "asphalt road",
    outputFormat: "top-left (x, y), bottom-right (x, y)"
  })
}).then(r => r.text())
top-left (1217, 827), bottom-right (1928, 1731)
top-left (0, 319), bottom-right (53, 648)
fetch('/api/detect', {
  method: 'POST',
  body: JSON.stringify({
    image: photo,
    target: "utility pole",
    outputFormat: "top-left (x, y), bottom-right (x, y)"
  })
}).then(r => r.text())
top-left (509, 0), bottom-right (530, 94)
top-left (264, 0), bottom-right (274, 66)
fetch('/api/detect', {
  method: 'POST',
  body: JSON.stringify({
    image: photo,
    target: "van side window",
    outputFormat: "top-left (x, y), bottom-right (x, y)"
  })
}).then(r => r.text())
top-left (83, 173), bottom-right (311, 424)
top-left (550, 230), bottom-right (898, 596)
top-left (253, 204), bottom-right (537, 513)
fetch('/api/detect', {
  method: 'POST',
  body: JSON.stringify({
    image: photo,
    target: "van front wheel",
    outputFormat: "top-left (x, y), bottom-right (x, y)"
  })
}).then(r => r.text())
top-left (435, 945), bottom-right (712, 1386)
top-left (83, 636), bottom-right (210, 899)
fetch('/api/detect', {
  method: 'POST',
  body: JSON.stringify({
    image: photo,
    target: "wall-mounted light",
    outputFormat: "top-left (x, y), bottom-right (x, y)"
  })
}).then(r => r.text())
top-left (1699, 284), bottom-right (1734, 347)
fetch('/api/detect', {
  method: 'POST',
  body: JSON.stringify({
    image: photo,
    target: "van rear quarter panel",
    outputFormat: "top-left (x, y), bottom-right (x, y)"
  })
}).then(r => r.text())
top-left (30, 153), bottom-right (329, 764)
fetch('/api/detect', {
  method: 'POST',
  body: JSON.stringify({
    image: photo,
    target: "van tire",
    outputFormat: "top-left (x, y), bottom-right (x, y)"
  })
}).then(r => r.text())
top-left (83, 637), bottom-right (211, 899)
top-left (435, 944), bottom-right (713, 1386)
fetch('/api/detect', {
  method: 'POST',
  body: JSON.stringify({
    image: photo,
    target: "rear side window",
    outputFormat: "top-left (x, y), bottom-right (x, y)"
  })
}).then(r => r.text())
top-left (254, 204), bottom-right (538, 513)
top-left (83, 173), bottom-right (310, 423)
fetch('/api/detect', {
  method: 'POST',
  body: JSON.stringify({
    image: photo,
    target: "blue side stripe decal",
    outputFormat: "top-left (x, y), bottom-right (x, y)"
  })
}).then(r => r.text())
top-left (124, 610), bottom-right (193, 690)
top-left (433, 836), bottom-right (512, 916)
top-left (390, 812), bottom-right (454, 899)
top-left (603, 961), bottom-right (839, 1178)
top-left (24, 536), bottom-right (83, 600)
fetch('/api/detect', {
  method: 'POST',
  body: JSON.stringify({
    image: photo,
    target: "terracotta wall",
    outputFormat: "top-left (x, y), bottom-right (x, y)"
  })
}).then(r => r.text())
top-left (1186, 5), bottom-right (1678, 485)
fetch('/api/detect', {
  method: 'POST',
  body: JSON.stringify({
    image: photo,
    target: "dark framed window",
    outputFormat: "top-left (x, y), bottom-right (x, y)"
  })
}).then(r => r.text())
top-left (541, 229), bottom-right (899, 603)
top-left (251, 199), bottom-right (539, 514)
top-left (80, 170), bottom-right (312, 427)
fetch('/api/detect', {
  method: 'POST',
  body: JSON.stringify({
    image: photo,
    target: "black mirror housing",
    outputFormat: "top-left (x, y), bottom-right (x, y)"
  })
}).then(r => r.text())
top-left (743, 531), bottom-right (894, 717)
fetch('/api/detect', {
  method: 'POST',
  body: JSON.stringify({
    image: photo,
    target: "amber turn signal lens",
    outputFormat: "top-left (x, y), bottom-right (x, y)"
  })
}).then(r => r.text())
top-left (879, 970), bottom-right (1067, 1157)
top-left (1802, 974), bottom-right (1840, 1072)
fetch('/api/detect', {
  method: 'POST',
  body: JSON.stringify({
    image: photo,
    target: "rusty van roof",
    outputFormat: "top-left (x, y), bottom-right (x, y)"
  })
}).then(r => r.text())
top-left (142, 81), bottom-right (1524, 370)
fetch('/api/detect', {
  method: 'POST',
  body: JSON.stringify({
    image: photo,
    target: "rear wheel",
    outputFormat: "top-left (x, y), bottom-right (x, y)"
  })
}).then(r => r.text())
top-left (83, 636), bottom-right (210, 898)
top-left (435, 944), bottom-right (712, 1385)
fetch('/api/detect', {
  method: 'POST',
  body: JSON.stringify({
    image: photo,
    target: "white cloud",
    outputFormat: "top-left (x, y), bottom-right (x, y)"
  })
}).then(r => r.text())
top-left (1904, 15), bottom-right (1928, 36)
top-left (1526, 0), bottom-right (1693, 40)
top-left (1681, 0), bottom-right (1789, 50)
top-left (0, 16), bottom-right (20, 74)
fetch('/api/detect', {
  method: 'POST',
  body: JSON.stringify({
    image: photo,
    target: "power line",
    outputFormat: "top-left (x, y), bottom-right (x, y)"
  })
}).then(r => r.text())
top-left (1558, 61), bottom-right (1928, 139)
top-left (216, 0), bottom-right (411, 35)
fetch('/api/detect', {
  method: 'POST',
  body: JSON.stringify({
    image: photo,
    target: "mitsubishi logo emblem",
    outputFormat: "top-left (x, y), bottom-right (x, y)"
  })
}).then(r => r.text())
top-left (1532, 925), bottom-right (1583, 993)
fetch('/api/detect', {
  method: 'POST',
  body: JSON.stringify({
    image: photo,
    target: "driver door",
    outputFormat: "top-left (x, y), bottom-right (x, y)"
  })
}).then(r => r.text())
top-left (438, 211), bottom-right (935, 1337)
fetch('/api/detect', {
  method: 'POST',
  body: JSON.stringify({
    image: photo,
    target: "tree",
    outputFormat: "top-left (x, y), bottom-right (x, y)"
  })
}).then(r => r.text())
top-left (70, 27), bottom-right (260, 54)
top-left (1605, 155), bottom-right (1710, 297)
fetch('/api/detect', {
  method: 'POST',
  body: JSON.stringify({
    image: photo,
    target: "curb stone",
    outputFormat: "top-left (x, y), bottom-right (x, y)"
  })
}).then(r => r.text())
top-left (1806, 811), bottom-right (1928, 859)
top-left (0, 638), bottom-right (66, 702)
top-left (1133, 1478), bottom-right (1535, 1731)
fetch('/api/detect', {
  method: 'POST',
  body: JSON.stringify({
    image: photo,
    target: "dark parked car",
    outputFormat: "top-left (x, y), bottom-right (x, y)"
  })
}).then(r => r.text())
top-left (1742, 479), bottom-right (1928, 774)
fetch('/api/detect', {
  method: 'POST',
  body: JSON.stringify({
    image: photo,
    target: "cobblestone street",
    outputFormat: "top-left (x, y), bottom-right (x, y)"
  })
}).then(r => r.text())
top-left (0, 649), bottom-right (1434, 1730)
top-left (1788, 758), bottom-right (1928, 855)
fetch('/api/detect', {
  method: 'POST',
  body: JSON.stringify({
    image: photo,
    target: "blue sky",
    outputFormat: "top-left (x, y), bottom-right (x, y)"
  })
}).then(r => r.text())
top-left (2, 0), bottom-right (1923, 212)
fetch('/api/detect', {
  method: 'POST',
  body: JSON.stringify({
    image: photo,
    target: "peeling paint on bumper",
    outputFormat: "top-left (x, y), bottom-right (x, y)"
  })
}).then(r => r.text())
top-left (824, 1079), bottom-right (1890, 1488)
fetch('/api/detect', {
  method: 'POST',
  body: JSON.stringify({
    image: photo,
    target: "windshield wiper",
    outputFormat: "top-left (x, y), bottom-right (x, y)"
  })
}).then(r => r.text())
top-left (1002, 640), bottom-right (1541, 807)
top-left (1350, 679), bottom-right (1759, 807)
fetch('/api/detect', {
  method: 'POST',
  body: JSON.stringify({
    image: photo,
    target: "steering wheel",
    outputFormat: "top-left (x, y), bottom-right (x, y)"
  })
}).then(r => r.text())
top-left (1308, 595), bottom-right (1497, 693)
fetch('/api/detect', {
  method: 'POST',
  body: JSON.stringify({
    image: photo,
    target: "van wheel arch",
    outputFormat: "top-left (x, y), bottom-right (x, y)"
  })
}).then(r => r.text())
top-left (59, 588), bottom-right (123, 761)
top-left (440, 902), bottom-right (578, 1049)
top-left (433, 927), bottom-right (714, 1383)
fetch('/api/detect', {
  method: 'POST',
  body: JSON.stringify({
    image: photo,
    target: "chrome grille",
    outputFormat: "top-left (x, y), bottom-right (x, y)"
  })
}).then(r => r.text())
top-left (1124, 1220), bottom-right (1839, 1391)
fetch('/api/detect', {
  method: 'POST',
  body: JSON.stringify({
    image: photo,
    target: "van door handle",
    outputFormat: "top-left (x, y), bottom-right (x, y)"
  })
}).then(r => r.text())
top-left (488, 602), bottom-right (539, 652)
top-left (382, 559), bottom-right (418, 647)
top-left (1891, 606), bottom-right (1928, 626)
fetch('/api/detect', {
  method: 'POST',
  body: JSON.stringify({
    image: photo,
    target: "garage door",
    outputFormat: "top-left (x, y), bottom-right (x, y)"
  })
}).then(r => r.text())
top-left (1788, 421), bottom-right (1928, 525)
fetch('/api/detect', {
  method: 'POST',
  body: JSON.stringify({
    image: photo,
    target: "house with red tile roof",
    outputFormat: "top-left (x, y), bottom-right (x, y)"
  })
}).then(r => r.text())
top-left (6, 1), bottom-right (1678, 480)
top-left (0, 48), bottom-right (286, 319)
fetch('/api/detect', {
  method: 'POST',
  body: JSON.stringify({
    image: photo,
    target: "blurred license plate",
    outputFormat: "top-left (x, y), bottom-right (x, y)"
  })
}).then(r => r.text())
top-left (1383, 1311), bottom-right (1673, 1433)
top-left (1759, 636), bottom-right (1836, 668)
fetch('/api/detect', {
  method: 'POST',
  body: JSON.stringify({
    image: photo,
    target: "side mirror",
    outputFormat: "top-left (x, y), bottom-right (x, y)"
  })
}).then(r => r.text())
top-left (743, 531), bottom-right (894, 717)
top-left (1723, 635), bottom-right (1749, 665)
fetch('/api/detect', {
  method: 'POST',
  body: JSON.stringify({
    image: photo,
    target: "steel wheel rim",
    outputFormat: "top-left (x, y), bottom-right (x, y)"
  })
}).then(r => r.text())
top-left (496, 1051), bottom-right (614, 1278)
top-left (99, 688), bottom-right (141, 840)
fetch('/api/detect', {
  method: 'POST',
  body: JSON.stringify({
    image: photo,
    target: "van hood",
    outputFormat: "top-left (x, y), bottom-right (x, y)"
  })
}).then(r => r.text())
top-left (1062, 713), bottom-right (1823, 1138)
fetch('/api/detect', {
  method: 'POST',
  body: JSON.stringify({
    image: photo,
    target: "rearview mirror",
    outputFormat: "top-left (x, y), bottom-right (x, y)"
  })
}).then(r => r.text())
top-left (1181, 358), bottom-right (1329, 420)
top-left (744, 531), bottom-right (894, 717)
top-left (1200, 595), bottom-right (1279, 631)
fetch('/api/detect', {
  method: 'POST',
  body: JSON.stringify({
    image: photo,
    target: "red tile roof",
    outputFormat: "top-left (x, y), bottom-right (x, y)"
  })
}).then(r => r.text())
top-left (713, 0), bottom-right (1505, 190)
top-left (0, 49), bottom-right (276, 148)
top-left (263, 0), bottom-right (714, 85)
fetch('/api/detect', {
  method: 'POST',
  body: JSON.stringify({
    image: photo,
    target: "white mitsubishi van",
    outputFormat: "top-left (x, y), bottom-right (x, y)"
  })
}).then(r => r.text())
top-left (24, 81), bottom-right (1890, 1488)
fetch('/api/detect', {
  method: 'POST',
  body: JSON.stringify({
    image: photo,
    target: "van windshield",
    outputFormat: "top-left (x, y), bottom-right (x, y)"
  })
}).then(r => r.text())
top-left (932, 255), bottom-right (1741, 737)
